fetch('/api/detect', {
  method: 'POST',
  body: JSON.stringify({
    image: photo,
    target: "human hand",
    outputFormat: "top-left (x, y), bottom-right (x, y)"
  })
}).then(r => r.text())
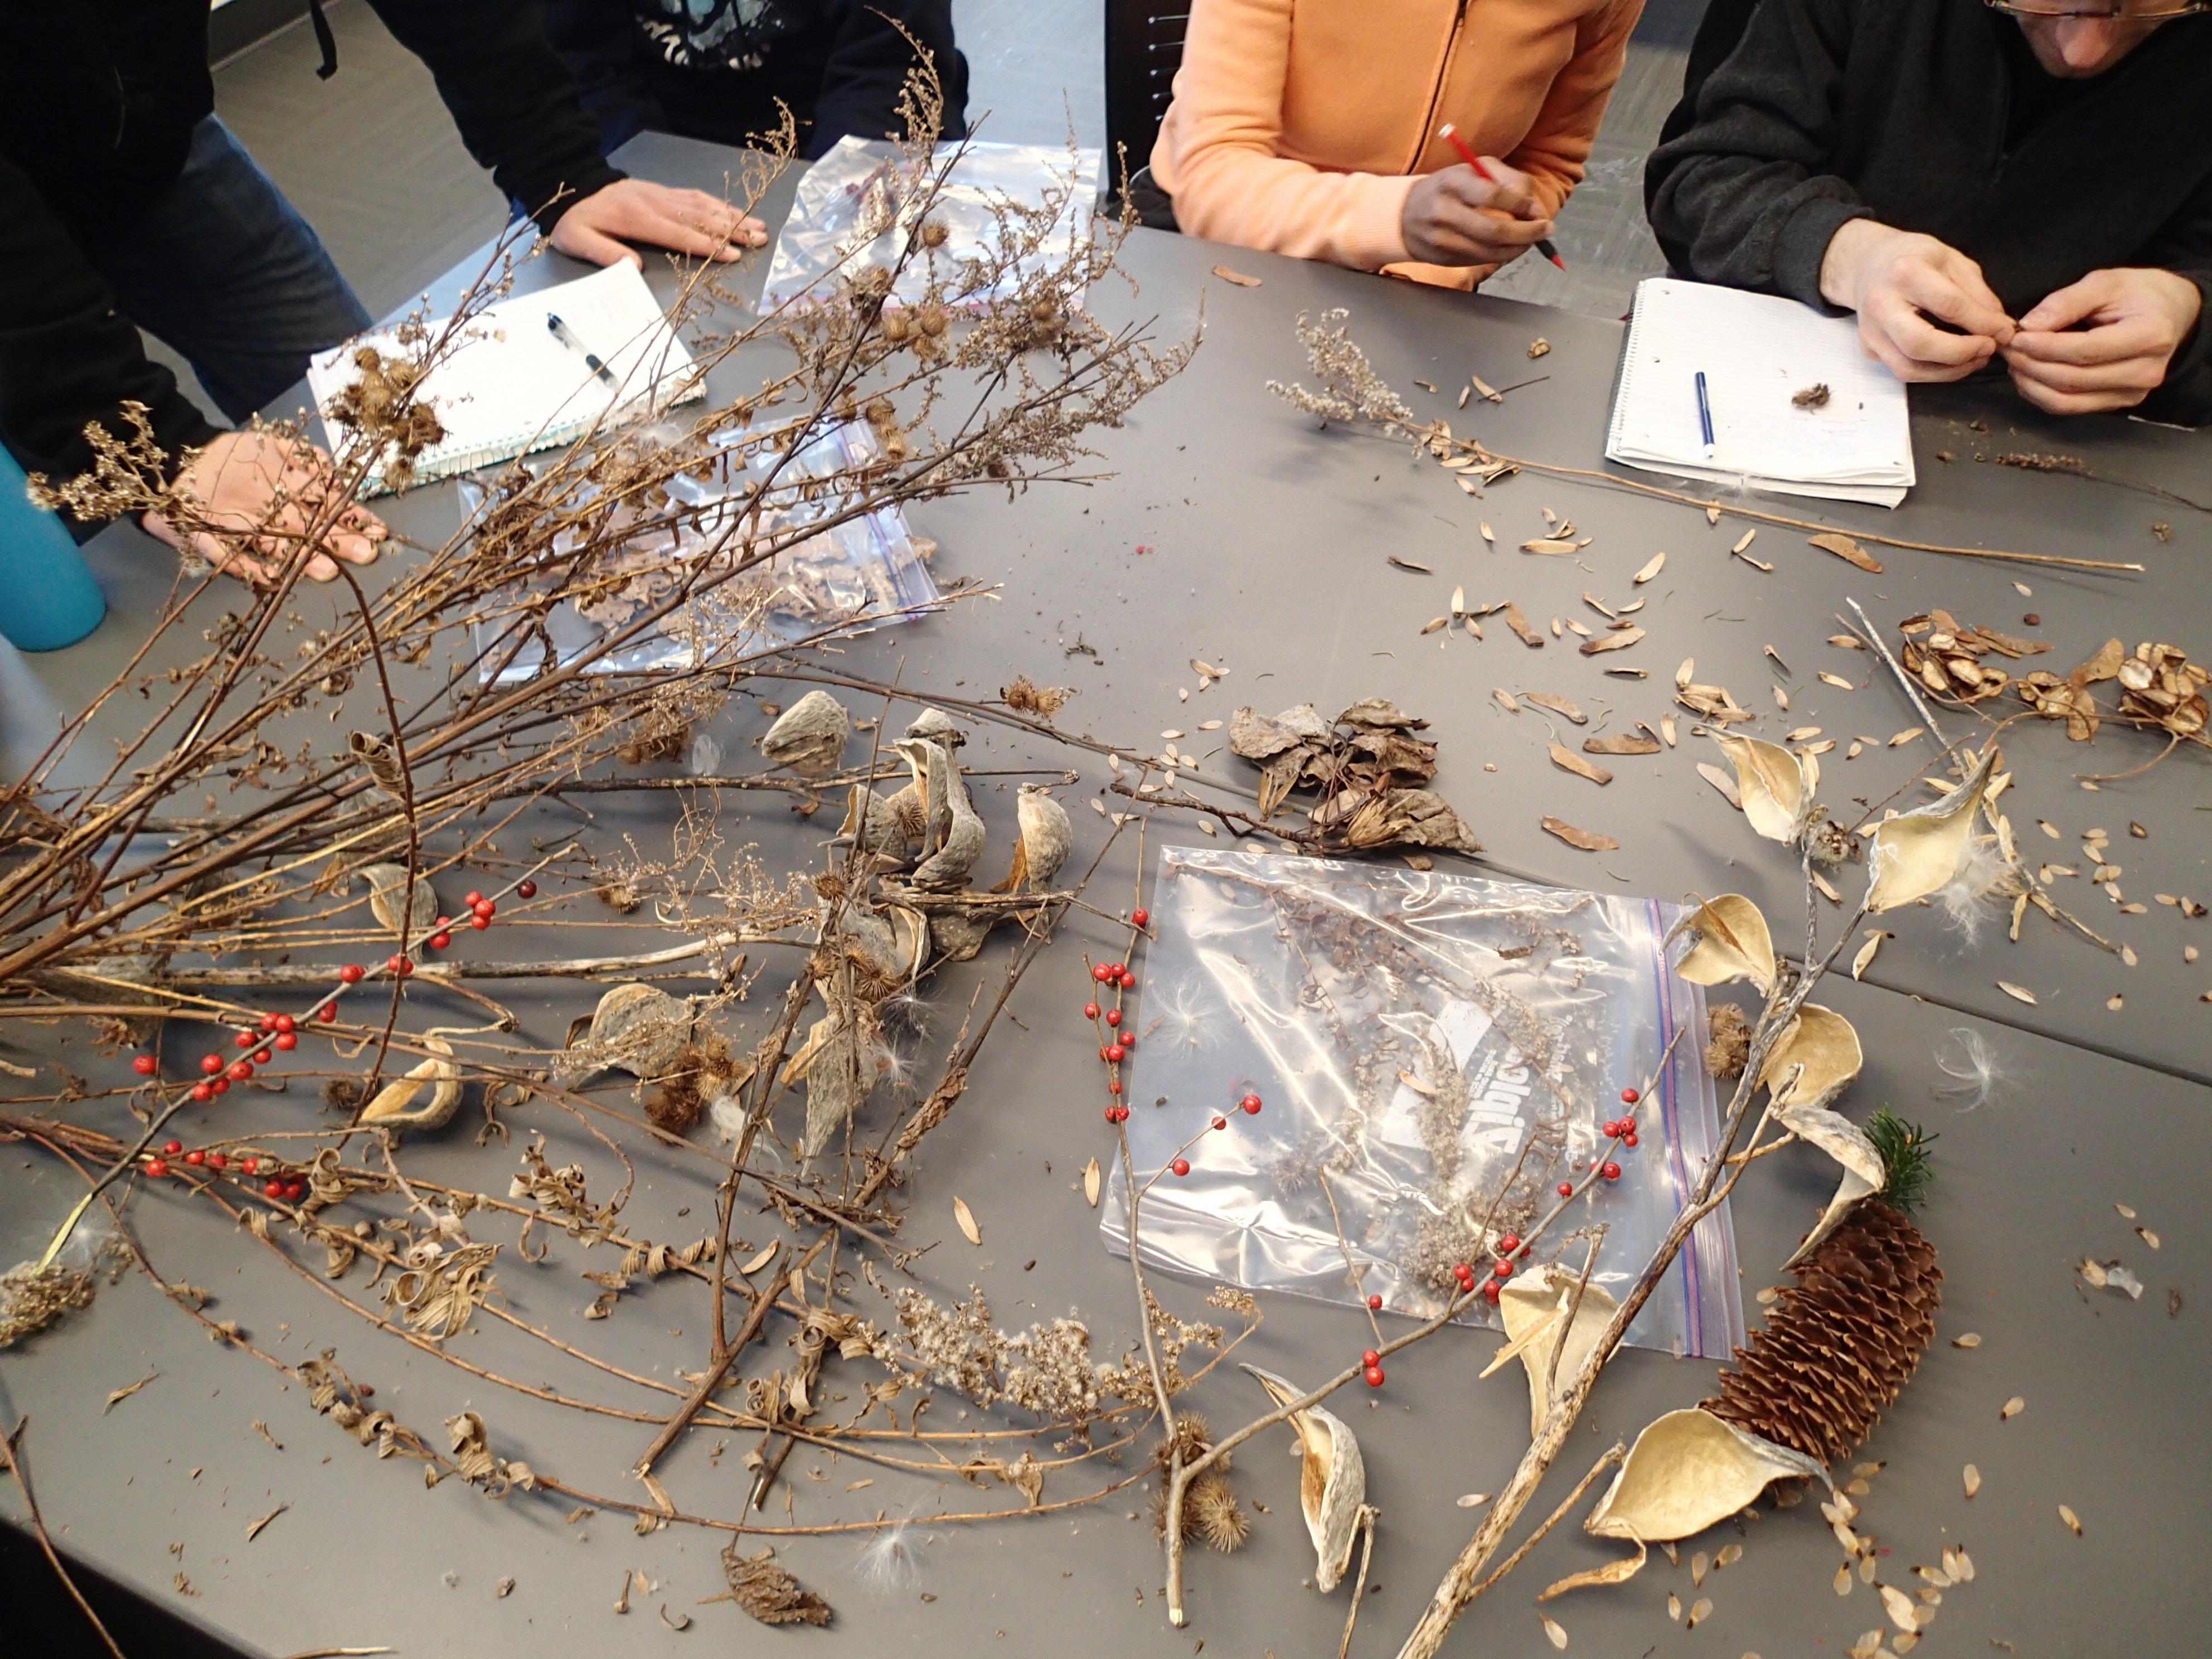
top-left (1818, 219), bottom-right (2016, 381)
top-left (1400, 160), bottom-right (1554, 269)
top-left (550, 178), bottom-right (768, 267)
top-left (143, 430), bottom-right (385, 586)
top-left (2002, 267), bottom-right (2203, 415)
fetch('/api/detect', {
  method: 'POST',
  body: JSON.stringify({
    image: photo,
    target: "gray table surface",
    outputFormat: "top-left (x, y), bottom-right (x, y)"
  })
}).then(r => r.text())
top-left (3, 133), bottom-right (2207, 1659)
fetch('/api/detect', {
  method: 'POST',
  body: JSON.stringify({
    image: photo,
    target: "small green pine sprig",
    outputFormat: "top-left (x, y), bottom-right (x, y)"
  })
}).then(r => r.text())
top-left (1866, 1107), bottom-right (1937, 1211)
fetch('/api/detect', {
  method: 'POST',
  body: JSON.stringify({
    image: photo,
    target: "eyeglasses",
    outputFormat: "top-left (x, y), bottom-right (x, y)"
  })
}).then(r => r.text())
top-left (1986, 0), bottom-right (2208, 17)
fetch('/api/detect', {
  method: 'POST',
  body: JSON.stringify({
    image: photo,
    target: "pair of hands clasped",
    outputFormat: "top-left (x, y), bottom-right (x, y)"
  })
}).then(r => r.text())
top-left (151, 180), bottom-right (767, 586)
top-left (1818, 218), bottom-right (2201, 415)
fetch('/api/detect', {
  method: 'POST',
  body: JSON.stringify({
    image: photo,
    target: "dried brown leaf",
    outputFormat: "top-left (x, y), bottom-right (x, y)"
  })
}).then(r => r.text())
top-left (1809, 532), bottom-right (1884, 573)
top-left (1210, 264), bottom-right (1262, 287)
top-left (1541, 818), bottom-right (1618, 852)
top-left (1550, 744), bottom-right (1612, 785)
top-left (952, 1196), bottom-right (982, 1246)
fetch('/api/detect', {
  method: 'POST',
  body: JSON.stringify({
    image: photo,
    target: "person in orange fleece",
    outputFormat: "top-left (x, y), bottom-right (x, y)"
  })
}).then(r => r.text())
top-left (1146, 0), bottom-right (1645, 289)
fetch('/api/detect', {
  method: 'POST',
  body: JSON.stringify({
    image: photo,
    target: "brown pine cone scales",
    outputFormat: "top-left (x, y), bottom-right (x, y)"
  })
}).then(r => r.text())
top-left (1702, 1200), bottom-right (1941, 1467)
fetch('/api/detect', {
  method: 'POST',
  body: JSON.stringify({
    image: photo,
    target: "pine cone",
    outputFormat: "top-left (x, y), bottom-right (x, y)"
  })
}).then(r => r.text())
top-left (1702, 1200), bottom-right (1940, 1466)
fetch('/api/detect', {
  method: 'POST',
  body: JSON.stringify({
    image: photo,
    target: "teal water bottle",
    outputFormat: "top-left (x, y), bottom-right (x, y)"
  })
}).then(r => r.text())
top-left (0, 447), bottom-right (107, 652)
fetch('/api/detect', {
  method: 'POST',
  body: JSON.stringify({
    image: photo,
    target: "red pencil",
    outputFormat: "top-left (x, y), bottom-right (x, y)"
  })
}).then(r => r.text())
top-left (1438, 123), bottom-right (1565, 271)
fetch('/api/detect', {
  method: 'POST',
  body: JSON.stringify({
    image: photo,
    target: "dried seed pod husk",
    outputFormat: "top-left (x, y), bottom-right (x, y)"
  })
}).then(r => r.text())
top-left (1242, 1363), bottom-right (1365, 1592)
top-left (1671, 895), bottom-right (1776, 994)
top-left (1866, 747), bottom-right (1999, 911)
top-left (1760, 1004), bottom-right (1863, 1114)
top-left (759, 690), bottom-right (850, 777)
top-left (358, 1035), bottom-right (462, 1131)
top-left (797, 1007), bottom-right (886, 1159)
top-left (1710, 732), bottom-right (1814, 843)
top-left (993, 783), bottom-right (1071, 893)
top-left (1500, 1266), bottom-right (1621, 1438)
top-left (583, 983), bottom-right (692, 1079)
top-left (1770, 1096), bottom-right (1884, 1270)
top-left (904, 738), bottom-right (985, 891)
top-left (835, 784), bottom-right (915, 862)
top-left (1585, 1406), bottom-right (1828, 1544)
top-left (357, 862), bottom-right (439, 937)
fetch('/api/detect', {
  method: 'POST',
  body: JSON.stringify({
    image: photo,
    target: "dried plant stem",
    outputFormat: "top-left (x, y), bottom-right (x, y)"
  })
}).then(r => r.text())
top-left (636, 1243), bottom-right (794, 1477)
top-left (1462, 1441), bottom-right (1623, 1601)
top-left (2, 1418), bottom-right (129, 1659)
top-left (1335, 1507), bottom-right (1380, 1659)
top-left (1843, 599), bottom-right (1948, 743)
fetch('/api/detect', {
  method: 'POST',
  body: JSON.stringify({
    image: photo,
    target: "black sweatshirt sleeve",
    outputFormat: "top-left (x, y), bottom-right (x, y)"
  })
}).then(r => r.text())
top-left (805, 0), bottom-right (967, 160)
top-left (1644, 0), bottom-right (1873, 309)
top-left (2136, 168), bottom-right (2212, 427)
top-left (0, 151), bottom-right (220, 491)
top-left (365, 0), bottom-right (626, 232)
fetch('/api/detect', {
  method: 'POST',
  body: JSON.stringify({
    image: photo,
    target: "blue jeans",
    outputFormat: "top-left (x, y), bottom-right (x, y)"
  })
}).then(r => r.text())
top-left (79, 116), bottom-right (370, 424)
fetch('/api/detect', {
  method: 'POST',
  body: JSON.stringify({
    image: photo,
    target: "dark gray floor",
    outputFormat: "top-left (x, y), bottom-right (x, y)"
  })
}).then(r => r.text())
top-left (194, 0), bottom-right (1692, 341)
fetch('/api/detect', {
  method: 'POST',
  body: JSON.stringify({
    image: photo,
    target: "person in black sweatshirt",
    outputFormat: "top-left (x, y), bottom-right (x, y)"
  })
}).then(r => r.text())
top-left (1645, 0), bottom-right (2212, 424)
top-left (0, 1), bottom-right (769, 586)
top-left (539, 0), bottom-right (966, 164)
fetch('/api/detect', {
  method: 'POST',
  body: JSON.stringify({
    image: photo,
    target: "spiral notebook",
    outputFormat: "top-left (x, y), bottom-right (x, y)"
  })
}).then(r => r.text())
top-left (307, 261), bottom-right (704, 497)
top-left (1606, 278), bottom-right (1915, 508)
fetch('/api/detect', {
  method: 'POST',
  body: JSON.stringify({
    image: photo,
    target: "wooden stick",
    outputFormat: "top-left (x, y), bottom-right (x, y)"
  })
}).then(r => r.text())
top-left (634, 1244), bottom-right (789, 1477)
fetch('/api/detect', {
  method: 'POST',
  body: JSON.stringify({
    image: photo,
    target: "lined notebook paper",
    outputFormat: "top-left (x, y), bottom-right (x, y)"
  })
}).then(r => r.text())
top-left (308, 261), bottom-right (703, 496)
top-left (1607, 278), bottom-right (1915, 508)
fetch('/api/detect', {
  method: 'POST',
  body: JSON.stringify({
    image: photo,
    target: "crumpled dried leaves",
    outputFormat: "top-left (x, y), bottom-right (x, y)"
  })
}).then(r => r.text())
top-left (1229, 697), bottom-right (1479, 856)
top-left (721, 1542), bottom-right (832, 1626)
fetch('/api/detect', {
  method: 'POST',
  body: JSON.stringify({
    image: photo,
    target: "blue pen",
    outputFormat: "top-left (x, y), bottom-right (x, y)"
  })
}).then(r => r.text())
top-left (1694, 370), bottom-right (1715, 458)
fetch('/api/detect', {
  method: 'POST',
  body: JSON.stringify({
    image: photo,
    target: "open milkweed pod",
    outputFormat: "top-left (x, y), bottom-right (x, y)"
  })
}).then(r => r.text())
top-left (1498, 1267), bottom-right (1621, 1439)
top-left (357, 862), bottom-right (438, 937)
top-left (1758, 1004), bottom-right (1862, 1114)
top-left (1241, 1364), bottom-right (1365, 1592)
top-left (1670, 895), bottom-right (1776, 995)
top-left (1865, 746), bottom-right (2000, 912)
top-left (1710, 733), bottom-right (1813, 843)
top-left (357, 1034), bottom-right (461, 1131)
top-left (1769, 1100), bottom-right (1886, 1270)
top-left (1585, 1406), bottom-right (1829, 1544)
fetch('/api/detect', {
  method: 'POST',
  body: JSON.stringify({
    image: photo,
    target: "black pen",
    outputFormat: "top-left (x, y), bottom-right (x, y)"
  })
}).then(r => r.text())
top-left (546, 312), bottom-right (619, 389)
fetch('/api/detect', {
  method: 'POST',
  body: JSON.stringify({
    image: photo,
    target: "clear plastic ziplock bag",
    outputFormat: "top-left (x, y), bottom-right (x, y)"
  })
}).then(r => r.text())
top-left (1101, 848), bottom-right (1744, 1360)
top-left (460, 418), bottom-right (939, 683)
top-left (762, 135), bottom-right (1102, 311)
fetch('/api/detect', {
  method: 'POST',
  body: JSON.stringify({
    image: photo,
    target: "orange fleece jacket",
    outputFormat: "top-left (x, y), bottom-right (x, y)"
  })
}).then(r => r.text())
top-left (1150, 0), bottom-right (1643, 289)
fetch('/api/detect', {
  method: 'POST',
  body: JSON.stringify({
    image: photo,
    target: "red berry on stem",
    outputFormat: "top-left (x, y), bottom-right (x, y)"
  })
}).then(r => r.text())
top-left (1106, 1045), bottom-right (1126, 1063)
top-left (469, 914), bottom-right (490, 930)
top-left (1367, 1293), bottom-right (1383, 1311)
top-left (163, 1139), bottom-right (183, 1154)
top-left (1493, 1259), bottom-right (1512, 1279)
top-left (208, 1152), bottom-right (226, 1169)
top-left (184, 1149), bottom-right (204, 1167)
top-left (1602, 1161), bottom-right (1622, 1181)
top-left (200, 1053), bottom-right (223, 1075)
top-left (234, 1030), bottom-right (255, 1048)
top-left (429, 933), bottom-right (452, 950)
top-left (1171, 1158), bottom-right (1190, 1177)
top-left (1108, 1080), bottom-right (1122, 1096)
top-left (229, 1060), bottom-right (253, 1081)
top-left (1497, 1234), bottom-right (1521, 1255)
top-left (1601, 1120), bottom-right (1618, 1138)
top-left (1119, 972), bottom-right (1136, 989)
top-left (1104, 1008), bottom-right (1122, 1027)
top-left (464, 891), bottom-right (483, 908)
top-left (1623, 1132), bottom-right (1638, 1148)
top-left (1621, 1086), bottom-right (1640, 1105)
top-left (132, 1054), bottom-right (158, 1075)
top-left (258, 1012), bottom-right (276, 1033)
top-left (1083, 1002), bottom-right (1100, 1021)
top-left (1361, 1349), bottom-right (1380, 1368)
top-left (210, 1076), bottom-right (229, 1095)
top-left (274, 1032), bottom-right (297, 1051)
top-left (1558, 1181), bottom-right (1574, 1197)
top-left (1211, 1115), bottom-right (1227, 1131)
top-left (1239, 1093), bottom-right (1262, 1115)
top-left (1482, 1281), bottom-right (1501, 1303)
top-left (1364, 1365), bottom-right (1385, 1388)
top-left (145, 1158), bottom-right (169, 1178)
top-left (240, 1157), bottom-right (259, 1175)
top-left (473, 899), bottom-right (496, 919)
top-left (285, 1181), bottom-right (306, 1201)
top-left (1103, 1105), bottom-right (1120, 1123)
top-left (315, 1002), bottom-right (338, 1022)
top-left (190, 1083), bottom-right (214, 1103)
top-left (1132, 908), bottom-right (1149, 928)
top-left (273, 1013), bottom-right (294, 1034)
top-left (517, 879), bottom-right (537, 899)
top-left (1092, 963), bottom-right (1109, 983)
top-left (265, 1179), bottom-right (285, 1199)
top-left (1117, 1031), bottom-right (1134, 1050)
top-left (339, 963), bottom-right (365, 984)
